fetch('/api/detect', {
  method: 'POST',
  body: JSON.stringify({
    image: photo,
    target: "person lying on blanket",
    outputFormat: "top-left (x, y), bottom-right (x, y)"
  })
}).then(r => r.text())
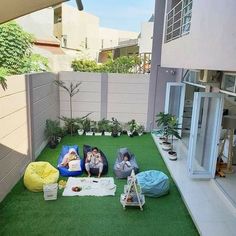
top-left (85, 147), bottom-right (103, 178)
top-left (61, 148), bottom-right (80, 168)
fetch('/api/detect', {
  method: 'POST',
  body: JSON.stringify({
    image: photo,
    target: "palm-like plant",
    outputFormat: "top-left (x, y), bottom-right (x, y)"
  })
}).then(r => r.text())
top-left (54, 80), bottom-right (81, 135)
top-left (155, 112), bottom-right (174, 141)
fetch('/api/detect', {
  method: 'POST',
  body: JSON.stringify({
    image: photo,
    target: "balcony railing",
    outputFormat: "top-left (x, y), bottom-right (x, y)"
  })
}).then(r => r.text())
top-left (165, 0), bottom-right (193, 43)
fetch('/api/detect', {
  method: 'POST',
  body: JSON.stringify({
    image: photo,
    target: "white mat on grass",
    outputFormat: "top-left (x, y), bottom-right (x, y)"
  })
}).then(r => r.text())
top-left (62, 177), bottom-right (116, 196)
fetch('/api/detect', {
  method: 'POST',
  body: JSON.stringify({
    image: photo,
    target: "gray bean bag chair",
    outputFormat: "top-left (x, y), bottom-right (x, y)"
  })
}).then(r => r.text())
top-left (113, 147), bottom-right (139, 178)
top-left (136, 170), bottom-right (169, 197)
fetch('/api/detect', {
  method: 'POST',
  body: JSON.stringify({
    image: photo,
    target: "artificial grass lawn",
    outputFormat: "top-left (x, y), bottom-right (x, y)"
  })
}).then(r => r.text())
top-left (0, 134), bottom-right (199, 236)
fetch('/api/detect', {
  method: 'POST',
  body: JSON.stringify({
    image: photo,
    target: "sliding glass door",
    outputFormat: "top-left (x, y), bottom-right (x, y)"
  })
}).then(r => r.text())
top-left (165, 82), bottom-right (186, 137)
top-left (188, 92), bottom-right (224, 178)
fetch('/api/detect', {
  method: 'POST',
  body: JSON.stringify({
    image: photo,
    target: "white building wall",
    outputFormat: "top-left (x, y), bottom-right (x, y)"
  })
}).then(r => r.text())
top-left (138, 22), bottom-right (154, 54)
top-left (16, 8), bottom-right (56, 41)
top-left (62, 4), bottom-right (100, 60)
top-left (161, 0), bottom-right (236, 71)
top-left (99, 27), bottom-right (138, 49)
top-left (59, 72), bottom-right (149, 126)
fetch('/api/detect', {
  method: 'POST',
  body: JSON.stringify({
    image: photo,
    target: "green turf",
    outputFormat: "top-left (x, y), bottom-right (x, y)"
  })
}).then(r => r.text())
top-left (0, 134), bottom-right (199, 236)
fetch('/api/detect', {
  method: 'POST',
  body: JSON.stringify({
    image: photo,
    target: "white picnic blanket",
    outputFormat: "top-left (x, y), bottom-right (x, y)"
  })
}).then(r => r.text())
top-left (62, 177), bottom-right (116, 196)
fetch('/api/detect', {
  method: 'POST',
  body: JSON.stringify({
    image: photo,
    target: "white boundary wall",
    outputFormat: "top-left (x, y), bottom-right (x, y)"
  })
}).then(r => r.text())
top-left (59, 72), bottom-right (150, 127)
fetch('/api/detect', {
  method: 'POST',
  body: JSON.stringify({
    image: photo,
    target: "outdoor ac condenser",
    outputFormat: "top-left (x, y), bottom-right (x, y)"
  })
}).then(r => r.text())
top-left (199, 70), bottom-right (219, 83)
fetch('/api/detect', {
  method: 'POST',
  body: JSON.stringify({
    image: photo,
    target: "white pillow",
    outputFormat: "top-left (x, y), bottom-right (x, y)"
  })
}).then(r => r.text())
top-left (69, 160), bottom-right (81, 171)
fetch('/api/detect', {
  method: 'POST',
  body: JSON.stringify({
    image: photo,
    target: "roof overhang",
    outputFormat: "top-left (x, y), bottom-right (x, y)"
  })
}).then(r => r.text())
top-left (0, 0), bottom-right (83, 24)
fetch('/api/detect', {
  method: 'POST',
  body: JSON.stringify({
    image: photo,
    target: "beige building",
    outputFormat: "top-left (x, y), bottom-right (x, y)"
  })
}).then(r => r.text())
top-left (54, 3), bottom-right (138, 62)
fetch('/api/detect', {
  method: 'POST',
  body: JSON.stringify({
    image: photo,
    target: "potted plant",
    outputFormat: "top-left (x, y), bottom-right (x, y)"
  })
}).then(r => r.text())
top-left (104, 121), bottom-right (112, 136)
top-left (83, 118), bottom-right (93, 136)
top-left (165, 116), bottom-right (181, 160)
top-left (94, 122), bottom-right (103, 136)
top-left (137, 124), bottom-right (145, 136)
top-left (155, 112), bottom-right (173, 144)
top-left (44, 119), bottom-right (62, 149)
top-left (97, 118), bottom-right (110, 135)
top-left (127, 119), bottom-right (139, 137)
top-left (111, 117), bottom-right (122, 137)
top-left (74, 114), bottom-right (92, 135)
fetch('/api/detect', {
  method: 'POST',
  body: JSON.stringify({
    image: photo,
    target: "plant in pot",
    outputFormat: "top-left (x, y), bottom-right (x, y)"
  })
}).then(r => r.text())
top-left (97, 118), bottom-right (110, 135)
top-left (75, 113), bottom-right (92, 135)
top-left (54, 80), bottom-right (81, 136)
top-left (44, 119), bottom-right (62, 149)
top-left (94, 122), bottom-right (103, 136)
top-left (111, 117), bottom-right (122, 137)
top-left (104, 121), bottom-right (112, 136)
top-left (83, 118), bottom-right (93, 135)
top-left (136, 124), bottom-right (145, 136)
top-left (127, 119), bottom-right (139, 137)
top-left (165, 116), bottom-right (181, 161)
top-left (155, 112), bottom-right (173, 144)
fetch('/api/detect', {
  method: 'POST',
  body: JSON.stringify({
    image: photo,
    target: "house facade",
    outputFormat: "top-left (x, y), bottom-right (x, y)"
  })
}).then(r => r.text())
top-left (150, 0), bottom-right (236, 205)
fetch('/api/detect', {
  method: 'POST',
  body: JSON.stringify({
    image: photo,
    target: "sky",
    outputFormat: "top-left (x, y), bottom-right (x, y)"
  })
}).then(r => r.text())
top-left (68, 0), bottom-right (155, 32)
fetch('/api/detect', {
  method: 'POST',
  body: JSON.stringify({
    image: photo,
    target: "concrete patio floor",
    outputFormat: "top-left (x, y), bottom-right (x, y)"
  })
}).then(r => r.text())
top-left (152, 133), bottom-right (236, 236)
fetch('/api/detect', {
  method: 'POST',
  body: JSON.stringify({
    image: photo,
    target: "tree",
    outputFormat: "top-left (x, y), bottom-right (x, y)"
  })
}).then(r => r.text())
top-left (54, 80), bottom-right (81, 135)
top-left (0, 21), bottom-right (50, 90)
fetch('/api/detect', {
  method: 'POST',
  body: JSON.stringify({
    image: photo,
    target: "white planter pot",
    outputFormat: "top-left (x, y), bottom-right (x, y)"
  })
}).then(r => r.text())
top-left (94, 132), bottom-right (102, 136)
top-left (127, 131), bottom-right (132, 136)
top-left (86, 132), bottom-right (93, 136)
top-left (104, 132), bottom-right (112, 136)
top-left (77, 130), bottom-right (84, 135)
top-left (138, 132), bottom-right (143, 136)
top-left (162, 142), bottom-right (171, 151)
top-left (168, 151), bottom-right (177, 161)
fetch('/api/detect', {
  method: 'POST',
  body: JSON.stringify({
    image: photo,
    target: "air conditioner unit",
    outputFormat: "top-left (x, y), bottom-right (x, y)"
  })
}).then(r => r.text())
top-left (199, 70), bottom-right (219, 83)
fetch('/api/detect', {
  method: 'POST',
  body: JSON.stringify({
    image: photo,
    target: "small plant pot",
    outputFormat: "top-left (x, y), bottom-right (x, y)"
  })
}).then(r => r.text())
top-left (85, 132), bottom-right (94, 136)
top-left (168, 151), bottom-right (177, 161)
top-left (162, 142), bottom-right (171, 151)
top-left (48, 140), bottom-right (57, 149)
top-left (159, 137), bottom-right (166, 142)
top-left (94, 132), bottom-right (102, 136)
top-left (104, 132), bottom-right (112, 136)
top-left (127, 131), bottom-right (132, 136)
top-left (77, 129), bottom-right (84, 135)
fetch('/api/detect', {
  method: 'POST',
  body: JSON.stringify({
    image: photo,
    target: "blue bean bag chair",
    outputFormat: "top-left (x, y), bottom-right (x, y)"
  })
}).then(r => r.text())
top-left (136, 170), bottom-right (169, 197)
top-left (113, 147), bottom-right (139, 179)
top-left (83, 144), bottom-right (108, 176)
top-left (57, 145), bottom-right (84, 177)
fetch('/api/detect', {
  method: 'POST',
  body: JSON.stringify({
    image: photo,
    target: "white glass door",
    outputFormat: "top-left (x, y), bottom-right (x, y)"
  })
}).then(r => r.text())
top-left (188, 92), bottom-right (224, 178)
top-left (165, 82), bottom-right (186, 137)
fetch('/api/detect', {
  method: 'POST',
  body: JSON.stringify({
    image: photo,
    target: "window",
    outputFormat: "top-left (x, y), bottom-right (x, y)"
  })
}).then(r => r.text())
top-left (184, 70), bottom-right (200, 84)
top-left (165, 0), bottom-right (193, 43)
top-left (221, 73), bottom-right (236, 93)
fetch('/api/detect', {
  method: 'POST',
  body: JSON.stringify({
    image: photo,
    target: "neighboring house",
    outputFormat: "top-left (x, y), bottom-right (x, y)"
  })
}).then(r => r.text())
top-left (53, 3), bottom-right (138, 62)
top-left (16, 8), bottom-right (75, 72)
top-left (54, 3), bottom-right (100, 60)
top-left (99, 15), bottom-right (154, 74)
top-left (138, 14), bottom-right (154, 73)
top-left (98, 39), bottom-right (139, 63)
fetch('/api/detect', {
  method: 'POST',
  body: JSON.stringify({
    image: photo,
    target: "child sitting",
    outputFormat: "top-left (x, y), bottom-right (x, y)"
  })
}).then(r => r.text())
top-left (61, 148), bottom-right (80, 167)
top-left (117, 153), bottom-right (131, 170)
